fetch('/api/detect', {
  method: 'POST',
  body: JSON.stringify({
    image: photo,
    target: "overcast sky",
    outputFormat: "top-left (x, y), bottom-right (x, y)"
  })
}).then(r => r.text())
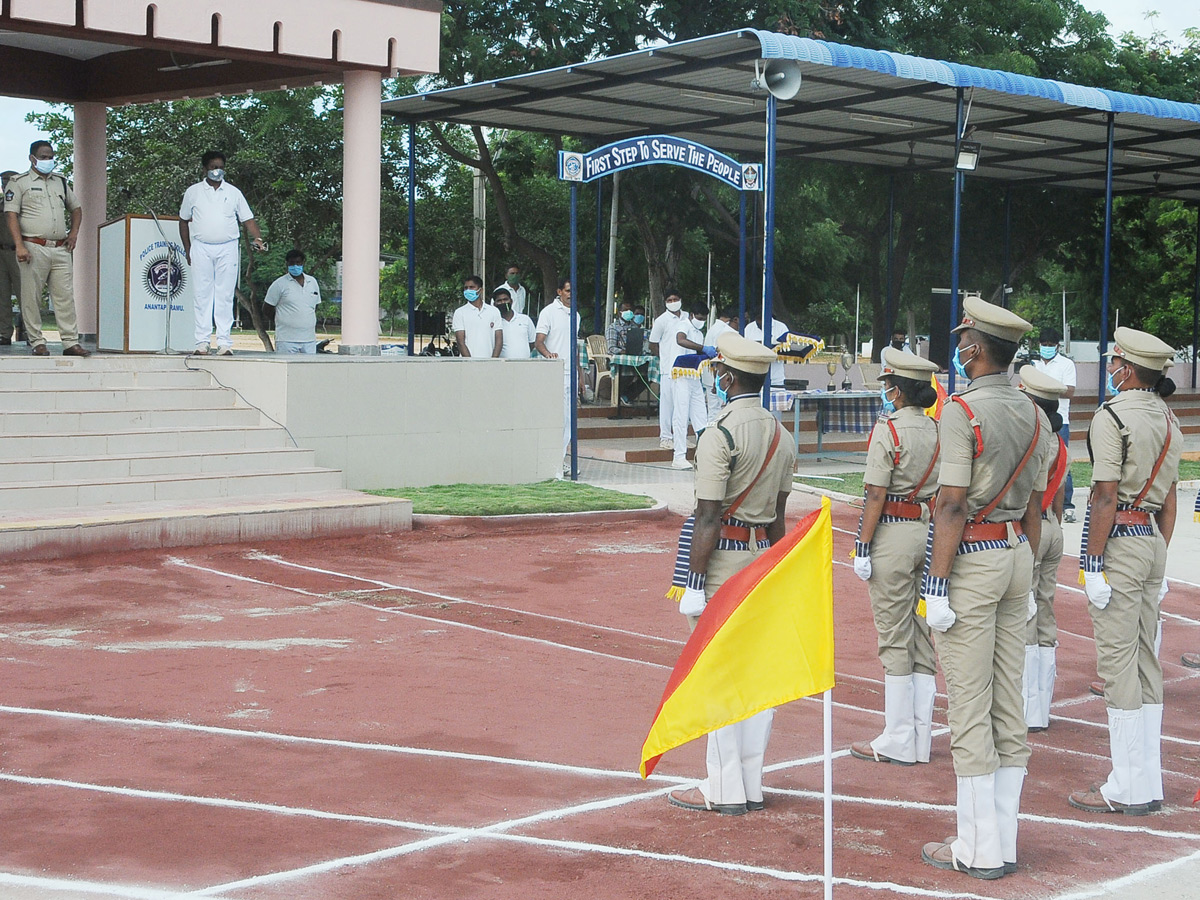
top-left (0, 3), bottom-right (1194, 176)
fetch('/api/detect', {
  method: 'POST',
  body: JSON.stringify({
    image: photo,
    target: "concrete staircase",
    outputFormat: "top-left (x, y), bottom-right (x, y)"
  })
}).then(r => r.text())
top-left (0, 356), bottom-right (411, 560)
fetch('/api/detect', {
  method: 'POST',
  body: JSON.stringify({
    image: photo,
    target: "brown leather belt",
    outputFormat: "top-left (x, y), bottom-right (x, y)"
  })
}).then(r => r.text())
top-left (720, 521), bottom-right (767, 543)
top-left (1114, 509), bottom-right (1151, 526)
top-left (23, 236), bottom-right (67, 248)
top-left (961, 520), bottom-right (1024, 543)
top-left (882, 499), bottom-right (928, 520)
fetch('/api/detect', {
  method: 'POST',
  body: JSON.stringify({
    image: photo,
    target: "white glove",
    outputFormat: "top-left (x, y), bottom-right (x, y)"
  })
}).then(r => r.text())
top-left (1083, 571), bottom-right (1112, 610)
top-left (923, 593), bottom-right (956, 633)
top-left (853, 556), bottom-right (873, 581)
top-left (679, 586), bottom-right (707, 617)
top-left (1027, 590), bottom-right (1038, 622)
top-left (1158, 577), bottom-right (1169, 604)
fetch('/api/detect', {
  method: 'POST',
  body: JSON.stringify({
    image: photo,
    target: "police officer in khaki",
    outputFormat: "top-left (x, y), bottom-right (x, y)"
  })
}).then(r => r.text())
top-left (920, 297), bottom-right (1046, 880)
top-left (4, 140), bottom-right (89, 357)
top-left (1072, 327), bottom-right (1181, 816)
top-left (0, 170), bottom-right (20, 345)
top-left (1016, 366), bottom-right (1070, 733)
top-left (668, 331), bottom-right (796, 816)
top-left (850, 347), bottom-right (941, 766)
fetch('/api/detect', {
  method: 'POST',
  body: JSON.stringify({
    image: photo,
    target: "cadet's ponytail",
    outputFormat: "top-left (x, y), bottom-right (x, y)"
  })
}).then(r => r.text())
top-left (1154, 374), bottom-right (1176, 398)
top-left (892, 375), bottom-right (938, 409)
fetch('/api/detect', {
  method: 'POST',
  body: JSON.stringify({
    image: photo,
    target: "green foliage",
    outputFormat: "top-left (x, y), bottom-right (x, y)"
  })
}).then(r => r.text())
top-left (367, 481), bottom-right (655, 515)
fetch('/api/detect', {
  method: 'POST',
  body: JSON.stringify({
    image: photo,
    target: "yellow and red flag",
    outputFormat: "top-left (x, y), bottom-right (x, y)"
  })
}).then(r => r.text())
top-left (924, 373), bottom-right (949, 420)
top-left (640, 498), bottom-right (835, 778)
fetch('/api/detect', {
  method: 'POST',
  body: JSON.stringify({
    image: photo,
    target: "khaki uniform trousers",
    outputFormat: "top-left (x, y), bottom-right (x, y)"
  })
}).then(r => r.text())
top-left (867, 519), bottom-right (935, 677)
top-left (937, 541), bottom-right (1034, 777)
top-left (19, 241), bottom-right (79, 348)
top-left (687, 541), bottom-right (774, 807)
top-left (1090, 533), bottom-right (1166, 709)
top-left (1026, 515), bottom-right (1064, 647)
top-left (0, 247), bottom-right (18, 338)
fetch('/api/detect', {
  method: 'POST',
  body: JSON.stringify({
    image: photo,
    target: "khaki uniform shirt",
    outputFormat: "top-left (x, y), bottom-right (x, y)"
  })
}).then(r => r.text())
top-left (864, 406), bottom-right (939, 499)
top-left (938, 373), bottom-right (1048, 521)
top-left (1032, 404), bottom-right (1058, 500)
top-left (5, 170), bottom-right (79, 241)
top-left (1089, 391), bottom-right (1183, 511)
top-left (694, 395), bottom-right (796, 524)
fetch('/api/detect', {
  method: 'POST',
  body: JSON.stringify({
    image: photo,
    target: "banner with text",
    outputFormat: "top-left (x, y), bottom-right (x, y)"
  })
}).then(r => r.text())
top-left (559, 136), bottom-right (761, 191)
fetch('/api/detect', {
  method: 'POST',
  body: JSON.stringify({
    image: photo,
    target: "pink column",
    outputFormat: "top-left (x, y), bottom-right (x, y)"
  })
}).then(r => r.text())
top-left (340, 69), bottom-right (382, 355)
top-left (73, 102), bottom-right (108, 341)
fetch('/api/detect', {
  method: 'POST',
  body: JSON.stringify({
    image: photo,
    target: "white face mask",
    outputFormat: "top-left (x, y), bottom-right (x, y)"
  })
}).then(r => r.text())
top-left (692, 317), bottom-right (706, 329)
top-left (665, 300), bottom-right (682, 313)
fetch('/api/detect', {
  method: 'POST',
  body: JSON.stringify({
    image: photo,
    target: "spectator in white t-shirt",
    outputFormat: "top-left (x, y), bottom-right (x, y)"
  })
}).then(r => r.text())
top-left (263, 249), bottom-right (322, 353)
top-left (494, 264), bottom-right (528, 317)
top-left (1032, 326), bottom-right (1078, 520)
top-left (744, 311), bottom-right (789, 388)
top-left (535, 278), bottom-right (584, 471)
top-left (451, 274), bottom-right (502, 358)
top-left (648, 291), bottom-right (685, 449)
top-left (494, 287), bottom-right (535, 359)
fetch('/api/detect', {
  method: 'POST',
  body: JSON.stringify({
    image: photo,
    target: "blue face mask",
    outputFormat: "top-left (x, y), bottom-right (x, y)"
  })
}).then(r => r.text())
top-left (288, 265), bottom-right (304, 277)
top-left (715, 371), bottom-right (731, 405)
top-left (34, 159), bottom-right (56, 175)
top-left (463, 289), bottom-right (480, 302)
top-left (1107, 364), bottom-right (1128, 396)
top-left (633, 314), bottom-right (645, 325)
top-left (952, 344), bottom-right (977, 381)
top-left (206, 168), bottom-right (224, 182)
top-left (621, 310), bottom-right (634, 322)
top-left (1039, 345), bottom-right (1057, 360)
top-left (879, 385), bottom-right (896, 415)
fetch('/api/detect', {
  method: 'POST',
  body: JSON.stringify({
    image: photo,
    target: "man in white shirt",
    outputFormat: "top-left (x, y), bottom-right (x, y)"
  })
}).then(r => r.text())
top-left (452, 274), bottom-right (502, 358)
top-left (705, 307), bottom-right (738, 348)
top-left (744, 312), bottom-right (789, 388)
top-left (1032, 326), bottom-right (1078, 520)
top-left (649, 292), bottom-right (686, 449)
top-left (535, 278), bottom-right (584, 470)
top-left (494, 264), bottom-right (528, 317)
top-left (263, 249), bottom-right (321, 354)
top-left (179, 150), bottom-right (266, 355)
top-left (669, 301), bottom-right (711, 469)
top-left (494, 287), bottom-right (535, 359)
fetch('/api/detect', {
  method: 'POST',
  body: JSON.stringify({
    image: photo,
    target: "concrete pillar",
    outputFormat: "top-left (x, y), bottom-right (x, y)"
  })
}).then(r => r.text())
top-left (73, 102), bottom-right (107, 341)
top-left (340, 69), bottom-right (382, 355)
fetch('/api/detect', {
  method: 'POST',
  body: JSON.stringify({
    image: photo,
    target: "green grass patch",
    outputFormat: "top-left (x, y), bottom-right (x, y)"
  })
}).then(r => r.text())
top-left (366, 481), bottom-right (656, 516)
top-left (794, 471), bottom-right (865, 497)
top-left (1070, 459), bottom-right (1200, 487)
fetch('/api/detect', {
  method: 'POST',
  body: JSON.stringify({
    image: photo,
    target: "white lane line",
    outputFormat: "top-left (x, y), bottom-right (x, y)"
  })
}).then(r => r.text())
top-left (1162, 610), bottom-right (1200, 627)
top-left (1050, 847), bottom-right (1200, 900)
top-left (165, 558), bottom-right (324, 597)
top-left (0, 873), bottom-right (188, 899)
top-left (1049, 711), bottom-right (1200, 747)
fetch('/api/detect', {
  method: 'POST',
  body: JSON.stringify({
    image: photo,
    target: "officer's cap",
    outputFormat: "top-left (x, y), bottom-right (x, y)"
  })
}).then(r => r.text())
top-left (1105, 326), bottom-right (1175, 371)
top-left (951, 296), bottom-right (1032, 343)
top-left (1018, 365), bottom-right (1067, 401)
top-left (716, 332), bottom-right (777, 375)
top-left (880, 346), bottom-right (938, 382)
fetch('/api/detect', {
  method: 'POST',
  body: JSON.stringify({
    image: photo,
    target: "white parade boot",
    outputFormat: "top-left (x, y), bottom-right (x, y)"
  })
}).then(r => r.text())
top-left (994, 766), bottom-right (1026, 873)
top-left (870, 674), bottom-right (917, 763)
top-left (913, 673), bottom-right (937, 763)
top-left (1036, 645), bottom-right (1057, 730)
top-left (1022, 645), bottom-right (1039, 728)
top-left (952, 773), bottom-right (1004, 871)
top-left (1101, 707), bottom-right (1149, 807)
top-left (1143, 703), bottom-right (1164, 808)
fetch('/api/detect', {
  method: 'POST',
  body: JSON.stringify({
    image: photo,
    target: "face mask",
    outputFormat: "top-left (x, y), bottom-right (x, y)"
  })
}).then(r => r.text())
top-left (665, 301), bottom-right (682, 313)
top-left (1107, 364), bottom-right (1128, 395)
top-left (952, 343), bottom-right (977, 381)
top-left (692, 317), bottom-right (706, 329)
top-left (633, 314), bottom-right (645, 325)
top-left (1039, 345), bottom-right (1057, 360)
top-left (506, 274), bottom-right (520, 286)
top-left (495, 303), bottom-right (511, 314)
top-left (880, 385), bottom-right (896, 415)
top-left (463, 289), bottom-right (480, 302)
top-left (891, 340), bottom-right (905, 350)
top-left (34, 159), bottom-right (56, 174)
top-left (715, 371), bottom-right (731, 405)
top-left (621, 310), bottom-right (634, 322)
top-left (287, 265), bottom-right (304, 277)
top-left (206, 168), bottom-right (224, 182)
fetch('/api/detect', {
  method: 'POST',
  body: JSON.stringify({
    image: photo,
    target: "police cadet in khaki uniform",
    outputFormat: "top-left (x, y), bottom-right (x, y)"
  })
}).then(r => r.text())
top-left (1071, 327), bottom-right (1182, 816)
top-left (0, 170), bottom-right (20, 345)
top-left (1016, 366), bottom-right (1070, 733)
top-left (850, 347), bottom-right (941, 766)
top-left (668, 331), bottom-right (796, 816)
top-left (920, 297), bottom-right (1046, 881)
top-left (4, 141), bottom-right (89, 357)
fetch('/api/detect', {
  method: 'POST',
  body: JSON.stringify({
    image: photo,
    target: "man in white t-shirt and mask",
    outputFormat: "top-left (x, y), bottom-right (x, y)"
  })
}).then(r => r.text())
top-left (452, 274), bottom-right (502, 358)
top-left (649, 292), bottom-right (685, 449)
top-left (535, 278), bottom-right (583, 473)
top-left (494, 264), bottom-right (528, 317)
top-left (1032, 326), bottom-right (1078, 521)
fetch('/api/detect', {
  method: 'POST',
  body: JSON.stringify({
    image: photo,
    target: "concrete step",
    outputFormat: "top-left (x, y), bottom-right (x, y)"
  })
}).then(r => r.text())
top-left (0, 356), bottom-right (196, 372)
top-left (1, 369), bottom-right (213, 390)
top-left (0, 447), bottom-right (318, 483)
top-left (0, 491), bottom-right (412, 562)
top-left (0, 467), bottom-right (345, 510)
top-left (0, 406), bottom-right (263, 433)
top-left (0, 424), bottom-right (291, 457)
top-left (0, 386), bottom-right (240, 412)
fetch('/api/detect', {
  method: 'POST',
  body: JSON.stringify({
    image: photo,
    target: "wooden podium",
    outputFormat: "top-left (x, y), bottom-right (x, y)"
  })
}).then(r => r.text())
top-left (98, 214), bottom-right (196, 352)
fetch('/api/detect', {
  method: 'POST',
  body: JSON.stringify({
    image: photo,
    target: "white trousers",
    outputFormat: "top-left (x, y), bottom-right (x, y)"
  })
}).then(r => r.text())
top-left (701, 708), bottom-right (774, 806)
top-left (672, 377), bottom-right (707, 462)
top-left (561, 365), bottom-right (573, 463)
top-left (191, 240), bottom-right (240, 348)
top-left (658, 374), bottom-right (675, 441)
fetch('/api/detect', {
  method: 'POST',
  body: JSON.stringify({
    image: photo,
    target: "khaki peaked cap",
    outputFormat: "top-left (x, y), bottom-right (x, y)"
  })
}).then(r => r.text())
top-left (951, 295), bottom-right (1032, 343)
top-left (716, 331), bottom-right (777, 375)
top-left (880, 346), bottom-right (939, 381)
top-left (1018, 365), bottom-right (1067, 401)
top-left (1105, 326), bottom-right (1175, 371)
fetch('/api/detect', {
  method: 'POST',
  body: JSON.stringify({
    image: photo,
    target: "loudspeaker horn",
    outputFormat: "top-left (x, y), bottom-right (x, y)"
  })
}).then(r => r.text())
top-left (751, 59), bottom-right (803, 101)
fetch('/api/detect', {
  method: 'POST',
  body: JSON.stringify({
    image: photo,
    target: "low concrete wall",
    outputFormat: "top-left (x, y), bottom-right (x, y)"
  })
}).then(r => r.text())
top-left (191, 356), bottom-right (565, 489)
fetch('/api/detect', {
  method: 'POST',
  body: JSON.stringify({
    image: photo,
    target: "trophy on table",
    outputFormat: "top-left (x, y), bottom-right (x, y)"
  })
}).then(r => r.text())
top-left (840, 352), bottom-right (854, 391)
top-left (826, 360), bottom-right (838, 392)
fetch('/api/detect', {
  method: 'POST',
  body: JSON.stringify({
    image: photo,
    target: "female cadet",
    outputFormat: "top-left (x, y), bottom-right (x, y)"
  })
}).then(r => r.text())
top-left (1073, 327), bottom-right (1182, 815)
top-left (1016, 367), bottom-right (1070, 733)
top-left (851, 347), bottom-right (941, 766)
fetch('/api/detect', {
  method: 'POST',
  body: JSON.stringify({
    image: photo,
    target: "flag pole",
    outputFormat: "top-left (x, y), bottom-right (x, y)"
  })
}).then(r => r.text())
top-left (824, 688), bottom-right (833, 900)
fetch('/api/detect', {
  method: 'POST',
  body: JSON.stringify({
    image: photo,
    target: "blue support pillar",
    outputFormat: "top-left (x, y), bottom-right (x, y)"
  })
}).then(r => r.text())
top-left (1099, 113), bottom-right (1115, 403)
top-left (738, 191), bottom-right (747, 335)
top-left (948, 88), bottom-right (965, 393)
top-left (1002, 186), bottom-right (1012, 307)
top-left (761, 93), bottom-right (778, 409)
top-left (406, 122), bottom-right (417, 356)
top-left (885, 174), bottom-right (895, 338)
top-left (594, 179), bottom-right (604, 331)
top-left (570, 183), bottom-right (579, 481)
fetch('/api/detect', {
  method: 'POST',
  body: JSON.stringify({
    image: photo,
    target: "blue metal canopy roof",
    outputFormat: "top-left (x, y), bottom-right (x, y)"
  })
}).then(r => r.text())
top-left (382, 29), bottom-right (1200, 201)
